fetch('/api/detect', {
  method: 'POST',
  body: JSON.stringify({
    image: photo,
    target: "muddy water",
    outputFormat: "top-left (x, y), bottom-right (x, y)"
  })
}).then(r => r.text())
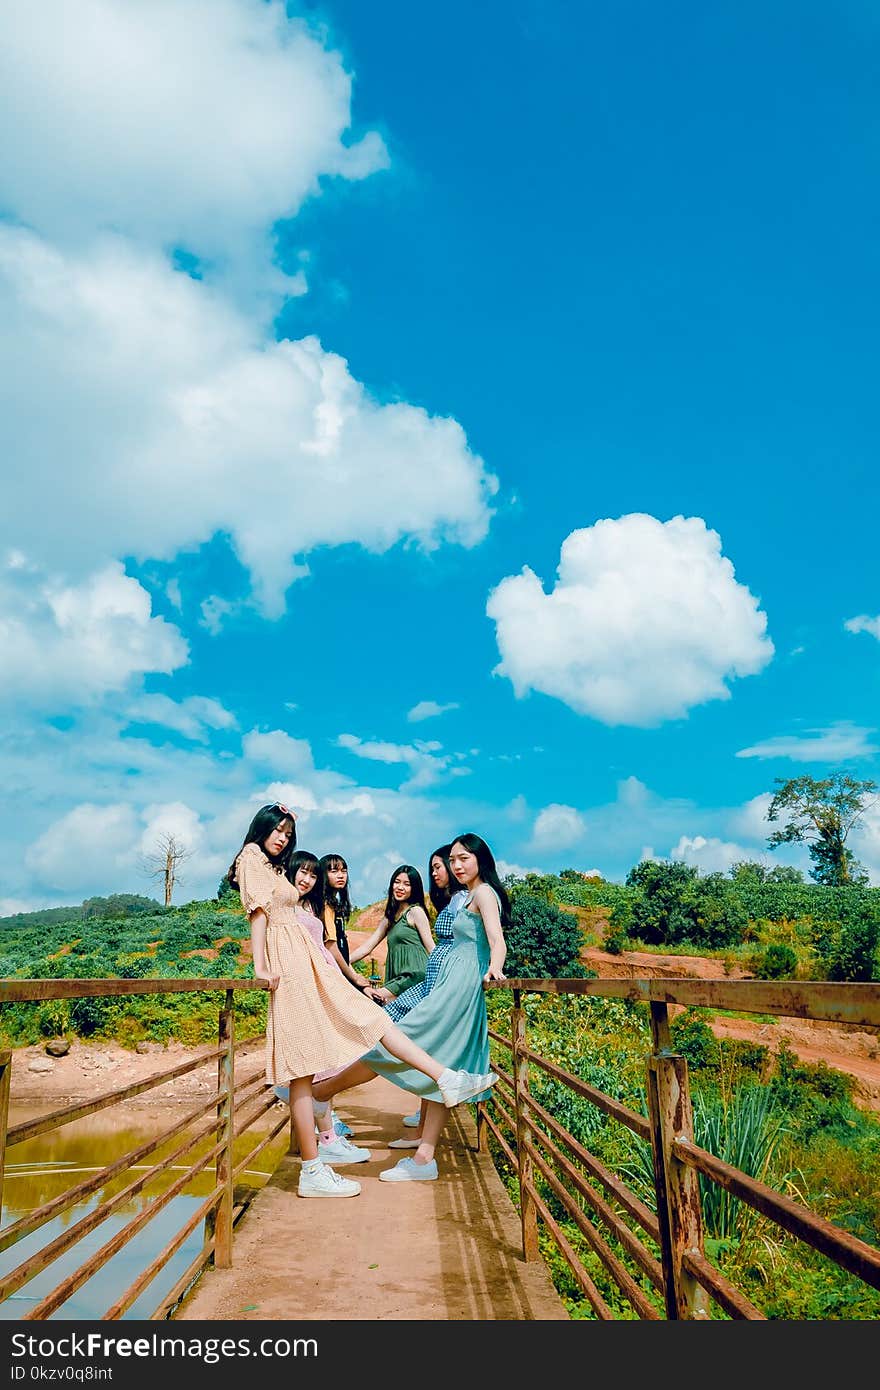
top-left (2, 1099), bottom-right (290, 1321)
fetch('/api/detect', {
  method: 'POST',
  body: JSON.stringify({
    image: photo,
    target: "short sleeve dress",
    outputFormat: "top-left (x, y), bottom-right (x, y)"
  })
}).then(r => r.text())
top-left (383, 907), bottom-right (431, 998)
top-left (235, 844), bottom-right (387, 1084)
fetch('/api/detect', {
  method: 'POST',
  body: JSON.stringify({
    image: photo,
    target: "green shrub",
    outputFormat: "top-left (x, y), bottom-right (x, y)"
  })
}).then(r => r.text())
top-left (670, 1010), bottom-right (719, 1068)
top-left (505, 889), bottom-right (586, 978)
top-left (812, 893), bottom-right (880, 982)
top-left (70, 995), bottom-right (114, 1036)
top-left (624, 861), bottom-right (747, 951)
top-left (753, 943), bottom-right (798, 980)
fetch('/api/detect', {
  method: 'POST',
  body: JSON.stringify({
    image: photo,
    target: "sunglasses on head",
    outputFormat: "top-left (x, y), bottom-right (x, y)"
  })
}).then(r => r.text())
top-left (270, 802), bottom-right (296, 820)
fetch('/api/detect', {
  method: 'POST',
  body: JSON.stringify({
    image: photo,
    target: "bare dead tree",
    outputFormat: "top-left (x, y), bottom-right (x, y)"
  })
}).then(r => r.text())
top-left (141, 832), bottom-right (193, 907)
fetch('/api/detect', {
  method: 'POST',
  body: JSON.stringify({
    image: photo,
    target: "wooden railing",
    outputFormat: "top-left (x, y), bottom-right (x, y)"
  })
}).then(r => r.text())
top-left (3, 975), bottom-right (879, 1321)
top-left (0, 978), bottom-right (279, 1321)
top-left (479, 977), bottom-right (880, 1319)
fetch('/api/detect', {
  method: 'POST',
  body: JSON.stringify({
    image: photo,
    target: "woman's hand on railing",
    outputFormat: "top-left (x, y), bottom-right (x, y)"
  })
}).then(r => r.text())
top-left (483, 963), bottom-right (507, 983)
top-left (254, 968), bottom-right (281, 991)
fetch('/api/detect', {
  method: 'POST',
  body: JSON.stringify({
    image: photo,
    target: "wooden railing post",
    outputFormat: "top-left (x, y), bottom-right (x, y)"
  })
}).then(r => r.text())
top-left (214, 992), bottom-right (235, 1268)
top-left (0, 1051), bottom-right (10, 1219)
top-left (512, 989), bottom-right (539, 1261)
top-left (646, 1003), bottom-right (708, 1319)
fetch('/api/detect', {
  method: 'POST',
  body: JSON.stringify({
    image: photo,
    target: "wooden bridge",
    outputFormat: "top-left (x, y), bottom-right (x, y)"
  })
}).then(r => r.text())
top-left (1, 975), bottom-right (879, 1322)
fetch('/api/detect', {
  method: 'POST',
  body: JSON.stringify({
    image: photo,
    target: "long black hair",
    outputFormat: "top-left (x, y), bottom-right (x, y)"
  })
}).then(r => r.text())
top-left (382, 864), bottom-right (427, 926)
top-left (227, 803), bottom-right (296, 888)
top-left (319, 853), bottom-right (352, 922)
top-left (288, 849), bottom-right (323, 917)
top-left (448, 832), bottom-right (511, 926)
top-left (427, 844), bottom-right (457, 914)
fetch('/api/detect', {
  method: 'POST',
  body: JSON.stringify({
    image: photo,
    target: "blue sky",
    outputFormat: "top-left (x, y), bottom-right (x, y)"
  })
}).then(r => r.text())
top-left (2, 0), bottom-right (879, 910)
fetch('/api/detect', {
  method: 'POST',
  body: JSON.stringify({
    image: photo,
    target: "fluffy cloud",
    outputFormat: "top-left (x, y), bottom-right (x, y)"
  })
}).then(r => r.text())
top-left (670, 834), bottom-right (771, 874)
top-left (736, 722), bottom-right (877, 762)
top-left (0, 559), bottom-right (187, 706)
top-left (2, 710), bottom-right (485, 906)
top-left (0, 229), bottom-right (497, 616)
top-left (530, 803), bottom-right (586, 850)
top-left (487, 514), bottom-right (774, 726)
top-left (126, 694), bottom-right (237, 742)
top-left (0, 0), bottom-right (387, 287)
top-left (336, 733), bottom-right (469, 790)
top-left (844, 614), bottom-right (880, 641)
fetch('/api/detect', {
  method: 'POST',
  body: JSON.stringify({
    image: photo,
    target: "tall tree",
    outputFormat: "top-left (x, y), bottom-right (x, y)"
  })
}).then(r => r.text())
top-left (142, 833), bottom-right (193, 907)
top-left (765, 774), bottom-right (877, 886)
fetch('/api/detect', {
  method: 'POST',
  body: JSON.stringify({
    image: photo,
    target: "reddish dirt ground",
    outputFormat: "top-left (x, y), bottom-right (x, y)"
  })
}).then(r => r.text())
top-left (582, 943), bottom-right (880, 1113)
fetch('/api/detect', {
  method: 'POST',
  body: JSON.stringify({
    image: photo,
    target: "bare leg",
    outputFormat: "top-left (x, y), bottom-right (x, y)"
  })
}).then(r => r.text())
top-left (313, 1059), bottom-right (376, 1104)
top-left (413, 1098), bottom-right (428, 1140)
top-left (412, 1100), bottom-right (446, 1166)
top-left (313, 1023), bottom-right (449, 1104)
top-left (289, 1076), bottom-right (318, 1161)
top-left (378, 1022), bottom-right (448, 1081)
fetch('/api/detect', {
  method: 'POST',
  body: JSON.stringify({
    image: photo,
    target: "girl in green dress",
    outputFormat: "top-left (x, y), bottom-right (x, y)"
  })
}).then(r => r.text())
top-left (349, 864), bottom-right (435, 1004)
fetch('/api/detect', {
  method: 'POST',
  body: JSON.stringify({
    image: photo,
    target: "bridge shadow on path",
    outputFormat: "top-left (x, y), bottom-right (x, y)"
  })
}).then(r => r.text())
top-left (175, 1075), bottom-right (568, 1322)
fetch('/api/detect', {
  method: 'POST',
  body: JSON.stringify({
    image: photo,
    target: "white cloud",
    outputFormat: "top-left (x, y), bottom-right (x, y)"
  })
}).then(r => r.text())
top-left (670, 834), bottom-right (771, 874)
top-left (487, 513), bottom-right (774, 726)
top-left (25, 802), bottom-right (143, 896)
top-left (0, 0), bottom-right (388, 293)
top-left (200, 596), bottom-right (239, 635)
top-left (0, 560), bottom-right (187, 707)
top-left (337, 732), bottom-right (465, 789)
top-left (850, 801), bottom-right (880, 887)
top-left (407, 700), bottom-right (460, 722)
top-left (736, 722), bottom-right (877, 762)
top-left (0, 229), bottom-right (496, 617)
top-left (126, 694), bottom-right (236, 742)
top-left (0, 898), bottom-right (37, 918)
top-left (728, 793), bottom-right (774, 841)
top-left (243, 730), bottom-right (315, 777)
top-left (530, 803), bottom-right (586, 850)
top-left (845, 614), bottom-right (880, 641)
top-left (496, 859), bottom-right (544, 880)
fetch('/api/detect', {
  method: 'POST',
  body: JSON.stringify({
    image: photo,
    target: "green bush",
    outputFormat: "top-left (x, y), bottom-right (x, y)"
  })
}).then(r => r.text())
top-left (505, 889), bottom-right (587, 978)
top-left (753, 943), bottom-right (798, 979)
top-left (70, 995), bottom-right (114, 1036)
top-left (670, 1010), bottom-right (719, 1068)
top-left (623, 861), bottom-right (747, 950)
top-left (812, 892), bottom-right (880, 982)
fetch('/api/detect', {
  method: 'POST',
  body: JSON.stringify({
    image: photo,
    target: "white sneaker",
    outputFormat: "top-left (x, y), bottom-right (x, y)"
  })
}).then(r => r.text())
top-left (316, 1134), bottom-right (371, 1164)
top-left (379, 1156), bottom-right (438, 1182)
top-left (298, 1162), bottom-right (361, 1198)
top-left (402, 1110), bottom-right (421, 1127)
top-left (438, 1068), bottom-right (497, 1108)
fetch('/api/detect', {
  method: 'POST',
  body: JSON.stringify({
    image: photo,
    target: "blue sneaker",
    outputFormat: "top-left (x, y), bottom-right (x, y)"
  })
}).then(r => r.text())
top-left (379, 1156), bottom-right (438, 1182)
top-left (333, 1113), bottom-right (353, 1138)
